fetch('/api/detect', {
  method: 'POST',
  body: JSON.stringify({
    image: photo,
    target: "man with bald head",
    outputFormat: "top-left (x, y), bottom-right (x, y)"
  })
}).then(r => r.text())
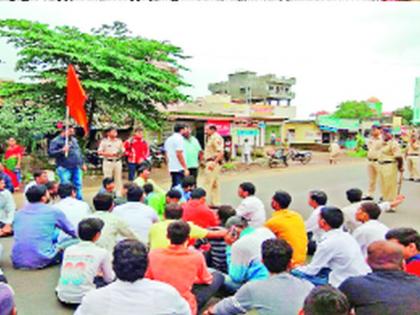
top-left (339, 240), bottom-right (420, 315)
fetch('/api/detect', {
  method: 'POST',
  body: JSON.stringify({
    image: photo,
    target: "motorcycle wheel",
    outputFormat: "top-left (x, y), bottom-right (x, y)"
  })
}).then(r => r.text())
top-left (269, 160), bottom-right (276, 168)
top-left (301, 156), bottom-right (311, 165)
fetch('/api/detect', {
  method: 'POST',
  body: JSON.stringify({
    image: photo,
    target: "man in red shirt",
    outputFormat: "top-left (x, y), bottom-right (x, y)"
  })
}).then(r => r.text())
top-left (146, 220), bottom-right (224, 315)
top-left (386, 228), bottom-right (420, 277)
top-left (182, 188), bottom-right (219, 228)
top-left (124, 127), bottom-right (149, 181)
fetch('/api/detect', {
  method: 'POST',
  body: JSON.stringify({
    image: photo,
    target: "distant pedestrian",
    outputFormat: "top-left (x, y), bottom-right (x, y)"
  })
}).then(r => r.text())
top-left (183, 127), bottom-right (202, 180)
top-left (406, 134), bottom-right (420, 182)
top-left (329, 140), bottom-right (341, 164)
top-left (164, 123), bottom-right (189, 188)
top-left (3, 137), bottom-right (24, 189)
top-left (49, 125), bottom-right (86, 200)
top-left (124, 127), bottom-right (149, 181)
top-left (270, 132), bottom-right (276, 145)
top-left (242, 139), bottom-right (252, 165)
top-left (98, 127), bottom-right (124, 196)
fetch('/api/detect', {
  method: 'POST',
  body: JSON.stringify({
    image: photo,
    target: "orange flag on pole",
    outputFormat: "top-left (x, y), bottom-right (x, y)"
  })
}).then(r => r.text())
top-left (66, 64), bottom-right (88, 135)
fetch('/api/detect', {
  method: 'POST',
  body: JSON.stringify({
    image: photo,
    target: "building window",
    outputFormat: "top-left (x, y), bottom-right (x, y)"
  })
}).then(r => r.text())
top-left (240, 87), bottom-right (247, 94)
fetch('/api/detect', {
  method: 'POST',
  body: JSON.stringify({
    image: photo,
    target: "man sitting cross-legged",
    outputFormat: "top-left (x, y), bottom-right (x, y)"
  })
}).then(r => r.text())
top-left (75, 239), bottom-right (190, 315)
top-left (146, 220), bottom-right (224, 315)
top-left (299, 285), bottom-right (351, 315)
top-left (205, 239), bottom-right (314, 315)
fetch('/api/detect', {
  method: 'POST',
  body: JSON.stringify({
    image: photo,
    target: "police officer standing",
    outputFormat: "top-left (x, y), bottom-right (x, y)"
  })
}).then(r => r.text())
top-left (406, 132), bottom-right (420, 182)
top-left (378, 128), bottom-right (403, 212)
top-left (203, 125), bottom-right (224, 206)
top-left (366, 125), bottom-right (383, 198)
top-left (98, 127), bottom-right (124, 196)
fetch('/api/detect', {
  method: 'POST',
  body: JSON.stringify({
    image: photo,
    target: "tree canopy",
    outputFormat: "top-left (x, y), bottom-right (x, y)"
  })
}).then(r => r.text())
top-left (333, 100), bottom-right (375, 120)
top-left (392, 106), bottom-right (413, 125)
top-left (0, 19), bottom-right (190, 130)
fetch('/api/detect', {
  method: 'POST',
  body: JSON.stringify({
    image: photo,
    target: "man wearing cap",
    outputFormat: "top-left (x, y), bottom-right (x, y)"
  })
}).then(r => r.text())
top-left (98, 127), bottom-right (124, 195)
top-left (366, 125), bottom-right (383, 198)
top-left (406, 132), bottom-right (420, 182)
top-left (49, 126), bottom-right (86, 200)
top-left (203, 125), bottom-right (224, 206)
top-left (377, 129), bottom-right (403, 212)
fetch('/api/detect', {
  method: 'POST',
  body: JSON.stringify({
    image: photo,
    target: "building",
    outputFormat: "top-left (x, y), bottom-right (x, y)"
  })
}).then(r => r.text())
top-left (281, 119), bottom-right (321, 145)
top-left (208, 71), bottom-right (296, 106)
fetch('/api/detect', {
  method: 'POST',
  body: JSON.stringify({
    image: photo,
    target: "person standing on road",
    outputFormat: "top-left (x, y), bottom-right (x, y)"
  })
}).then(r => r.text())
top-left (203, 125), bottom-right (224, 206)
top-left (366, 125), bottom-right (383, 198)
top-left (164, 123), bottom-right (189, 188)
top-left (3, 137), bottom-right (24, 189)
top-left (124, 127), bottom-right (149, 181)
top-left (378, 129), bottom-right (403, 212)
top-left (406, 133), bottom-right (420, 182)
top-left (183, 127), bottom-right (202, 180)
top-left (242, 139), bottom-right (252, 165)
top-left (49, 125), bottom-right (86, 200)
top-left (98, 127), bottom-right (124, 196)
top-left (329, 139), bottom-right (341, 165)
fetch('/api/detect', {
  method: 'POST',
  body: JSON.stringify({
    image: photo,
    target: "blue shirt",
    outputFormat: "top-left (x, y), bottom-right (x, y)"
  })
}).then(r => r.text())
top-left (12, 202), bottom-right (77, 269)
top-left (49, 136), bottom-right (84, 169)
top-left (0, 171), bottom-right (14, 193)
top-left (173, 184), bottom-right (190, 203)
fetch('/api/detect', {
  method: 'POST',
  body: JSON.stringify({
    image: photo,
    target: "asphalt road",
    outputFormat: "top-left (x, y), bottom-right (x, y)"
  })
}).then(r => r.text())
top-left (1, 161), bottom-right (419, 315)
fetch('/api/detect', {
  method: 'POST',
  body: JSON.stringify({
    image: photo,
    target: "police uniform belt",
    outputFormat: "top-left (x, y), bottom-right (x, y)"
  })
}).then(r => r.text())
top-left (378, 160), bottom-right (396, 165)
top-left (105, 158), bottom-right (121, 162)
top-left (368, 159), bottom-right (378, 162)
top-left (408, 154), bottom-right (419, 156)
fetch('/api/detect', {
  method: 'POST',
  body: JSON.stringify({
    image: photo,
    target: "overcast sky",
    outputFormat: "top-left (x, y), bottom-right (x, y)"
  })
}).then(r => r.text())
top-left (1, 2), bottom-right (420, 117)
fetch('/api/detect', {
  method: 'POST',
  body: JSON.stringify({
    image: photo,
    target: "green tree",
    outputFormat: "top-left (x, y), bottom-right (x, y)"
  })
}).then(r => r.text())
top-left (393, 106), bottom-right (413, 125)
top-left (0, 19), bottom-right (190, 131)
top-left (333, 100), bottom-right (375, 120)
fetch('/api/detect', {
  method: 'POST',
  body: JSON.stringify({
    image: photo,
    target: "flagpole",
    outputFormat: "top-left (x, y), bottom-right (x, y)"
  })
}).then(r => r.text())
top-left (64, 105), bottom-right (69, 158)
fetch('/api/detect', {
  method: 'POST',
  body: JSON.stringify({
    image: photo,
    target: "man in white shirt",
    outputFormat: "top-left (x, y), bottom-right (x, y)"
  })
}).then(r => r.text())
top-left (305, 190), bottom-right (328, 254)
top-left (56, 183), bottom-right (91, 242)
top-left (24, 169), bottom-right (49, 194)
top-left (113, 185), bottom-right (159, 244)
top-left (56, 218), bottom-right (115, 305)
top-left (235, 182), bottom-right (265, 228)
top-left (0, 175), bottom-right (16, 237)
top-left (75, 239), bottom-right (191, 315)
top-left (353, 202), bottom-right (389, 257)
top-left (242, 139), bottom-right (252, 164)
top-left (164, 123), bottom-right (189, 188)
top-left (293, 206), bottom-right (370, 287)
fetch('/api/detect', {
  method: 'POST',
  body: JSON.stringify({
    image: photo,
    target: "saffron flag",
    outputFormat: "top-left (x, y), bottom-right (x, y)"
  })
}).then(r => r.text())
top-left (66, 64), bottom-right (88, 135)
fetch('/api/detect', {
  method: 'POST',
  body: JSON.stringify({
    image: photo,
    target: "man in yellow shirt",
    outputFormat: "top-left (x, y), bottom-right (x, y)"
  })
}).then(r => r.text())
top-left (265, 191), bottom-right (308, 266)
top-left (149, 203), bottom-right (226, 250)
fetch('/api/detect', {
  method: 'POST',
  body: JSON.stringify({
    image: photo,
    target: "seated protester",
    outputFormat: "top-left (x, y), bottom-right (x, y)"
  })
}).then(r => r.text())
top-left (91, 193), bottom-right (138, 253)
top-left (353, 202), bottom-right (389, 257)
top-left (265, 190), bottom-right (308, 266)
top-left (56, 183), bottom-right (92, 242)
top-left (98, 177), bottom-right (116, 199)
top-left (385, 228), bottom-right (420, 277)
top-left (342, 188), bottom-right (404, 233)
top-left (134, 163), bottom-right (165, 195)
top-left (299, 285), bottom-right (351, 315)
top-left (114, 182), bottom-right (135, 206)
top-left (174, 176), bottom-right (197, 203)
top-left (182, 188), bottom-right (219, 228)
top-left (339, 240), bottom-right (420, 315)
top-left (11, 185), bottom-right (77, 269)
top-left (75, 239), bottom-right (190, 315)
top-left (235, 182), bottom-right (266, 228)
top-left (0, 175), bottom-right (16, 237)
top-left (144, 183), bottom-right (166, 219)
top-left (293, 207), bottom-right (370, 287)
top-left (0, 163), bottom-right (14, 193)
top-left (149, 203), bottom-right (226, 250)
top-left (56, 218), bottom-right (115, 305)
top-left (24, 169), bottom-right (49, 194)
top-left (0, 283), bottom-right (16, 315)
top-left (46, 180), bottom-right (60, 204)
top-left (205, 239), bottom-right (314, 315)
top-left (0, 243), bottom-right (7, 283)
top-left (113, 185), bottom-right (158, 244)
top-left (166, 189), bottom-right (182, 204)
top-left (305, 190), bottom-right (328, 254)
top-left (146, 221), bottom-right (224, 315)
top-left (223, 216), bottom-right (275, 293)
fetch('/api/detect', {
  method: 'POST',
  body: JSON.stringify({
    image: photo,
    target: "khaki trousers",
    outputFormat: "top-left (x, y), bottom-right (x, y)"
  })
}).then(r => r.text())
top-left (407, 156), bottom-right (420, 180)
top-left (367, 161), bottom-right (379, 197)
top-left (378, 163), bottom-right (398, 202)
top-left (103, 160), bottom-right (122, 195)
top-left (203, 162), bottom-right (222, 206)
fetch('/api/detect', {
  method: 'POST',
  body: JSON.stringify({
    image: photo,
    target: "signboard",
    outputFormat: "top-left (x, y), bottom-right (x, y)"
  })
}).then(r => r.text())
top-left (206, 120), bottom-right (231, 136)
top-left (392, 116), bottom-right (402, 134)
top-left (250, 105), bottom-right (274, 116)
top-left (237, 128), bottom-right (259, 137)
top-left (414, 78), bottom-right (420, 125)
top-left (317, 115), bottom-right (360, 132)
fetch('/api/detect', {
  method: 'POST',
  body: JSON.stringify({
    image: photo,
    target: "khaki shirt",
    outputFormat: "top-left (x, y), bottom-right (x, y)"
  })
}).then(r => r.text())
top-left (407, 140), bottom-right (420, 155)
top-left (98, 138), bottom-right (124, 157)
top-left (204, 132), bottom-right (224, 160)
top-left (367, 137), bottom-right (383, 160)
top-left (378, 140), bottom-right (402, 162)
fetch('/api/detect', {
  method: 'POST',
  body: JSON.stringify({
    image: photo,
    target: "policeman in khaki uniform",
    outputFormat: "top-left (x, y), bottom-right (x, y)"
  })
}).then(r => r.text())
top-left (366, 125), bottom-right (383, 198)
top-left (203, 125), bottom-right (224, 206)
top-left (98, 127), bottom-right (124, 195)
top-left (406, 133), bottom-right (420, 182)
top-left (377, 129), bottom-right (403, 212)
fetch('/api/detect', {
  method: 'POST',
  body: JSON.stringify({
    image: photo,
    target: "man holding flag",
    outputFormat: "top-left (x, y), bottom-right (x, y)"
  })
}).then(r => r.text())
top-left (48, 65), bottom-right (89, 200)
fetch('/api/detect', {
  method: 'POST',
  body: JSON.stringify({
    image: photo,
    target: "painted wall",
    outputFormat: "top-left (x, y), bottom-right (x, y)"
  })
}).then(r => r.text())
top-left (281, 121), bottom-right (321, 144)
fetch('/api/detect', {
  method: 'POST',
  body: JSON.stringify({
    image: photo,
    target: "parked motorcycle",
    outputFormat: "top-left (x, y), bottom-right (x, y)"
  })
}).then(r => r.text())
top-left (268, 149), bottom-right (289, 168)
top-left (148, 142), bottom-right (165, 168)
top-left (288, 148), bottom-right (312, 165)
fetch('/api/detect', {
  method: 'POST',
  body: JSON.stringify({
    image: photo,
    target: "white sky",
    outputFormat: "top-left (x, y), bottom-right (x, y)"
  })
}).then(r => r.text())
top-left (1, 2), bottom-right (420, 117)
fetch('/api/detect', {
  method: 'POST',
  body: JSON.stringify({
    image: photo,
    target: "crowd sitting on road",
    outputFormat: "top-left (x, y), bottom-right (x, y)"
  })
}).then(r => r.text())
top-left (0, 123), bottom-right (420, 315)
